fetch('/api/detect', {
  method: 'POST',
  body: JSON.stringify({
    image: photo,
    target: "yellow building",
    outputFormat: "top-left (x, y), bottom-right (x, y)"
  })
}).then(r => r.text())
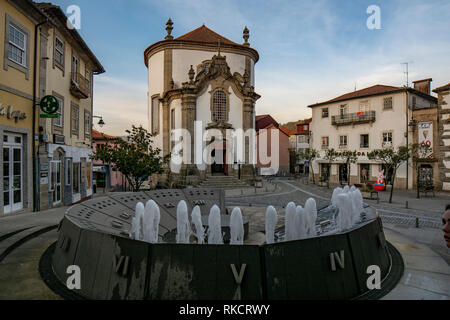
top-left (35, 3), bottom-right (104, 210)
top-left (0, 0), bottom-right (104, 215)
top-left (0, 0), bottom-right (47, 215)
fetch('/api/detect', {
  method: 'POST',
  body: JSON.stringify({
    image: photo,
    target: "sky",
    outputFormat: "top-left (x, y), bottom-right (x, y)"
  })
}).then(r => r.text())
top-left (37, 0), bottom-right (450, 136)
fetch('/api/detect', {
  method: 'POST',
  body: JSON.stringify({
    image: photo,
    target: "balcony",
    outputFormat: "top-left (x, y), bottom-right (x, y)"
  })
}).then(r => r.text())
top-left (332, 111), bottom-right (376, 126)
top-left (70, 72), bottom-right (90, 99)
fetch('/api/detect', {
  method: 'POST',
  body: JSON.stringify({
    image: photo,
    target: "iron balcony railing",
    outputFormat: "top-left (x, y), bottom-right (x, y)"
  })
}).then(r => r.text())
top-left (331, 111), bottom-right (376, 126)
top-left (70, 72), bottom-right (90, 99)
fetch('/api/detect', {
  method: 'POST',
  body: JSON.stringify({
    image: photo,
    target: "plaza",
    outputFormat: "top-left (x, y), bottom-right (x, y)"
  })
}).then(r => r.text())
top-left (0, 178), bottom-right (449, 300)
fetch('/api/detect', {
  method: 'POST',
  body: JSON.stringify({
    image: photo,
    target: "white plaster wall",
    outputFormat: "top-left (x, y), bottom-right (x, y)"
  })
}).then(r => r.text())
top-left (147, 51), bottom-right (164, 97)
top-left (228, 91), bottom-right (243, 131)
top-left (172, 49), bottom-right (249, 88)
top-left (196, 85), bottom-right (212, 129)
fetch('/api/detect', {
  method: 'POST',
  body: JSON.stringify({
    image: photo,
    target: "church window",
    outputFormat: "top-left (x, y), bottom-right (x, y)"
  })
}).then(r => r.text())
top-left (213, 91), bottom-right (227, 122)
top-left (151, 97), bottom-right (159, 134)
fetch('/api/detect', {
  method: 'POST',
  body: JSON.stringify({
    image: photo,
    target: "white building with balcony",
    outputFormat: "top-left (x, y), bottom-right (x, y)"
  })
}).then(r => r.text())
top-left (308, 83), bottom-right (437, 188)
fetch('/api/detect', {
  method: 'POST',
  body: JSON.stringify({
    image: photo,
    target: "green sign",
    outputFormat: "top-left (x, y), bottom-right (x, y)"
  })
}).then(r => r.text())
top-left (40, 95), bottom-right (59, 115)
top-left (40, 114), bottom-right (60, 119)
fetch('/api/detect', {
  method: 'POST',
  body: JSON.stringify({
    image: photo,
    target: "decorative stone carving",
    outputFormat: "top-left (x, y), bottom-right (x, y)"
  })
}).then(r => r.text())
top-left (243, 26), bottom-right (250, 46)
top-left (165, 18), bottom-right (174, 40)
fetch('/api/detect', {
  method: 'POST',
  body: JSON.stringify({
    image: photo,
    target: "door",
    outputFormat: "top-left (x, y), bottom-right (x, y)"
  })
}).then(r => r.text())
top-left (339, 164), bottom-right (348, 183)
top-left (72, 55), bottom-right (80, 83)
top-left (51, 161), bottom-right (62, 205)
top-left (3, 135), bottom-right (23, 214)
top-left (211, 149), bottom-right (225, 175)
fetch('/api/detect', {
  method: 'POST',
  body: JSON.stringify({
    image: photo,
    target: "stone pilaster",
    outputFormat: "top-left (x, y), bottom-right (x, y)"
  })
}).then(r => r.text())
top-left (181, 92), bottom-right (196, 165)
top-left (162, 101), bottom-right (170, 156)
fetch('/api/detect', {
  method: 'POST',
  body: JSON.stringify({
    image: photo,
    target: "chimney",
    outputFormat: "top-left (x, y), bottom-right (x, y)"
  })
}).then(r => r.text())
top-left (413, 78), bottom-right (432, 95)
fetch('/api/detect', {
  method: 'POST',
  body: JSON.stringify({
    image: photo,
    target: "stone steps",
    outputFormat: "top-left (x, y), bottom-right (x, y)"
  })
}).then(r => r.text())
top-left (199, 175), bottom-right (251, 189)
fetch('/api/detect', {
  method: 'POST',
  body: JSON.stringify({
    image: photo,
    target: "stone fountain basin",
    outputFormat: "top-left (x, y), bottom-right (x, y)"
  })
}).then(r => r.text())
top-left (49, 190), bottom-right (397, 300)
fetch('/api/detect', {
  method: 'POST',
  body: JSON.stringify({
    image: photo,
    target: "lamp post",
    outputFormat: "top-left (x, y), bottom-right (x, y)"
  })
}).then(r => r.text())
top-left (93, 115), bottom-right (105, 128)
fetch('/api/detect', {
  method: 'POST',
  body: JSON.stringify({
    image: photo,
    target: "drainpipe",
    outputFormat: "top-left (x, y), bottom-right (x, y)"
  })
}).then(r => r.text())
top-left (32, 19), bottom-right (47, 212)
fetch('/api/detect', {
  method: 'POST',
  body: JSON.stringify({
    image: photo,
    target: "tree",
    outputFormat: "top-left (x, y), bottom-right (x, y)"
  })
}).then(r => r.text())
top-left (94, 125), bottom-right (170, 192)
top-left (410, 143), bottom-right (433, 199)
top-left (297, 148), bottom-right (318, 184)
top-left (339, 150), bottom-right (358, 186)
top-left (323, 148), bottom-right (338, 188)
top-left (367, 146), bottom-right (410, 203)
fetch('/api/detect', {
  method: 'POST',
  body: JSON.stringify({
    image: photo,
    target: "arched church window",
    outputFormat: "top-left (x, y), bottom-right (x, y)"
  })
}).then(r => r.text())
top-left (213, 91), bottom-right (227, 122)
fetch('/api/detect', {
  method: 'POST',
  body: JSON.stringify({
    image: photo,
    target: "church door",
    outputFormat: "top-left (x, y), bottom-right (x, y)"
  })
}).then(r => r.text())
top-left (211, 148), bottom-right (226, 175)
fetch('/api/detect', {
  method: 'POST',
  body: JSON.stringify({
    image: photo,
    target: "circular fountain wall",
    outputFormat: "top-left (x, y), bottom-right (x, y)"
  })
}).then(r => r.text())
top-left (47, 188), bottom-right (401, 300)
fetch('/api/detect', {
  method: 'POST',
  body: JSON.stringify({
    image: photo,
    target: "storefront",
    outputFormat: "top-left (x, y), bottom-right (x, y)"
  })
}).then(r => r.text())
top-left (0, 96), bottom-right (33, 215)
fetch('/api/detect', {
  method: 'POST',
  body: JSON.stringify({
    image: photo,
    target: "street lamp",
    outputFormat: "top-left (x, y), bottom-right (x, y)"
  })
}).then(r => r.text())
top-left (93, 115), bottom-right (105, 128)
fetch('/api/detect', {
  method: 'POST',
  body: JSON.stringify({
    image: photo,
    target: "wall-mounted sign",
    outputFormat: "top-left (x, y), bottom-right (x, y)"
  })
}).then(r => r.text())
top-left (39, 95), bottom-right (60, 119)
top-left (53, 134), bottom-right (65, 145)
top-left (0, 102), bottom-right (27, 122)
top-left (419, 121), bottom-right (433, 158)
top-left (40, 163), bottom-right (49, 171)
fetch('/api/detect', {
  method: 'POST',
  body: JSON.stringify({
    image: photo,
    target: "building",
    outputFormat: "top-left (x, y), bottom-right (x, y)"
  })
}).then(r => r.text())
top-left (308, 82), bottom-right (437, 189)
top-left (255, 115), bottom-right (290, 175)
top-left (92, 129), bottom-right (130, 193)
top-left (433, 82), bottom-right (450, 191)
top-left (144, 20), bottom-right (260, 184)
top-left (292, 118), bottom-right (312, 174)
top-left (35, 2), bottom-right (104, 210)
top-left (0, 0), bottom-right (48, 215)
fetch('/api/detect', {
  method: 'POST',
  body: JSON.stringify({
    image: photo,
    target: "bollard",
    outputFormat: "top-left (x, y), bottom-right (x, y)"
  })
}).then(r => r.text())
top-left (405, 201), bottom-right (408, 209)
top-left (415, 217), bottom-right (419, 228)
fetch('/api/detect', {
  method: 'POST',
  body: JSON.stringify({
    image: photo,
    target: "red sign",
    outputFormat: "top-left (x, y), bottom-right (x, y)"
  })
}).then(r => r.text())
top-left (357, 112), bottom-right (364, 117)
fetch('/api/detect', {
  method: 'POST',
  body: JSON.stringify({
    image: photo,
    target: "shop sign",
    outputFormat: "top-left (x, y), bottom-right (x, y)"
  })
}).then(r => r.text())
top-left (0, 102), bottom-right (27, 122)
top-left (39, 95), bottom-right (60, 119)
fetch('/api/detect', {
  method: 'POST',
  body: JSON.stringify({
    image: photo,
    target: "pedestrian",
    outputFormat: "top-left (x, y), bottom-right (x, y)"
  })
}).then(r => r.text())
top-left (443, 205), bottom-right (450, 248)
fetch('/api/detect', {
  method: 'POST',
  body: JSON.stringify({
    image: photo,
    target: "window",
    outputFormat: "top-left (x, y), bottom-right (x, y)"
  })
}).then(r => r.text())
top-left (53, 95), bottom-right (63, 127)
top-left (85, 69), bottom-right (91, 93)
top-left (297, 135), bottom-right (309, 144)
top-left (339, 104), bottom-right (348, 118)
top-left (84, 110), bottom-right (91, 136)
top-left (360, 134), bottom-right (369, 148)
top-left (171, 109), bottom-right (175, 130)
top-left (213, 91), bottom-right (227, 122)
top-left (151, 97), bottom-right (159, 134)
top-left (8, 25), bottom-right (26, 66)
top-left (73, 162), bottom-right (80, 194)
top-left (359, 100), bottom-right (370, 112)
top-left (72, 55), bottom-right (80, 83)
top-left (54, 35), bottom-right (64, 68)
top-left (339, 135), bottom-right (348, 147)
top-left (321, 136), bottom-right (329, 149)
top-left (303, 125), bottom-right (308, 131)
top-left (360, 164), bottom-right (370, 183)
top-left (322, 108), bottom-right (329, 118)
top-left (71, 104), bottom-right (79, 136)
top-left (65, 158), bottom-right (72, 186)
top-left (382, 132), bottom-right (393, 147)
top-left (412, 96), bottom-right (417, 108)
top-left (383, 97), bottom-right (393, 110)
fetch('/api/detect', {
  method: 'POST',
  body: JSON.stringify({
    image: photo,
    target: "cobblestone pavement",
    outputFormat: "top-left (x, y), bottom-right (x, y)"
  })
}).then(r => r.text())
top-left (226, 178), bottom-right (449, 229)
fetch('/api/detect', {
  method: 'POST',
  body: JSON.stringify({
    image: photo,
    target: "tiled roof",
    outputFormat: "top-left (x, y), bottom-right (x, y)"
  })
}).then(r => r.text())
top-left (92, 129), bottom-right (115, 140)
top-left (176, 25), bottom-right (240, 46)
top-left (433, 83), bottom-right (450, 93)
top-left (308, 85), bottom-right (402, 108)
top-left (256, 115), bottom-right (279, 131)
top-left (296, 118), bottom-right (312, 125)
top-left (279, 126), bottom-right (295, 136)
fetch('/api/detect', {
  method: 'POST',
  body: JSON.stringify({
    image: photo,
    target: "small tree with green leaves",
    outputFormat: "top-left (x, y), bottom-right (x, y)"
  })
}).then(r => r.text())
top-left (323, 148), bottom-right (338, 188)
top-left (410, 143), bottom-right (433, 199)
top-left (367, 146), bottom-right (410, 203)
top-left (339, 150), bottom-right (358, 186)
top-left (94, 125), bottom-right (170, 192)
top-left (297, 148), bottom-right (318, 184)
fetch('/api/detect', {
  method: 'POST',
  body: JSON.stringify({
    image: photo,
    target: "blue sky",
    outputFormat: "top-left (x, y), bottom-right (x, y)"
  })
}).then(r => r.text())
top-left (38, 0), bottom-right (450, 135)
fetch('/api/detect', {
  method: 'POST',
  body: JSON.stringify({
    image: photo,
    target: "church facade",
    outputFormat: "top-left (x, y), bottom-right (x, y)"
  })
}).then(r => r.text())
top-left (144, 20), bottom-right (260, 183)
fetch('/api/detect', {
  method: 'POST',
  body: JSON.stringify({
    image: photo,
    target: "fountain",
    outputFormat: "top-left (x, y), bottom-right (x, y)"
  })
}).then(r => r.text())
top-left (207, 205), bottom-right (223, 244)
top-left (191, 206), bottom-right (204, 244)
top-left (230, 208), bottom-right (244, 245)
top-left (43, 187), bottom-right (402, 300)
top-left (265, 206), bottom-right (278, 244)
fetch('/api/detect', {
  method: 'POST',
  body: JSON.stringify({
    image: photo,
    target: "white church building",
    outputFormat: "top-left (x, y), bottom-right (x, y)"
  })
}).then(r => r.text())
top-left (144, 20), bottom-right (260, 182)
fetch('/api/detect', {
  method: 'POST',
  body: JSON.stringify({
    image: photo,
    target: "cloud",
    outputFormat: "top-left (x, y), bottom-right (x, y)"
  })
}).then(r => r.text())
top-left (93, 75), bottom-right (148, 136)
